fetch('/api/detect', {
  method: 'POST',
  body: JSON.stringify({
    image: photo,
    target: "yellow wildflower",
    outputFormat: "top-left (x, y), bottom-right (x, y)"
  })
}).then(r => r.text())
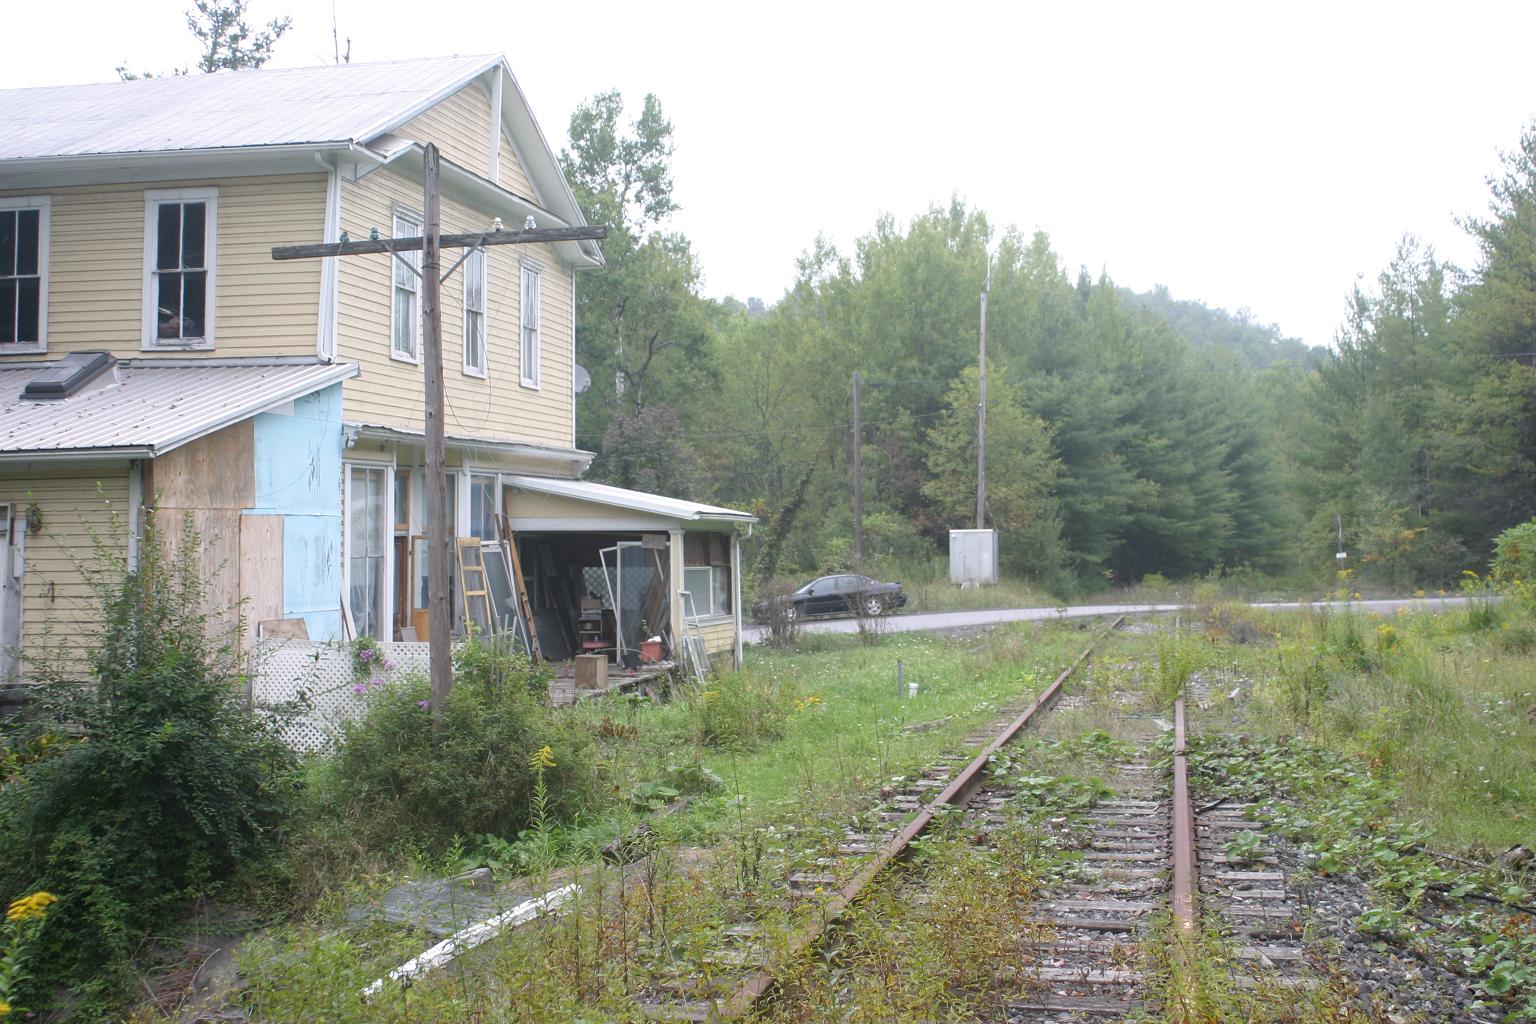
top-left (6, 890), bottom-right (57, 922)
top-left (528, 745), bottom-right (556, 771)
top-left (1, 999), bottom-right (11, 1016)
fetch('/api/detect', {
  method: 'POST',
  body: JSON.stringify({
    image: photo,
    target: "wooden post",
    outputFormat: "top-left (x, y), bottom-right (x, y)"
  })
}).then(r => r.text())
top-left (852, 370), bottom-right (863, 570)
top-left (976, 261), bottom-right (989, 530)
top-left (421, 144), bottom-right (452, 718)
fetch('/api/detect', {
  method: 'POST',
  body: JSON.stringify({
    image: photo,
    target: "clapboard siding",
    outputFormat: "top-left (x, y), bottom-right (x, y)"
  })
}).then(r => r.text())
top-left (695, 617), bottom-right (736, 658)
top-left (0, 175), bottom-right (325, 360)
top-left (336, 165), bottom-right (575, 450)
top-left (498, 128), bottom-right (535, 199)
top-left (400, 83), bottom-right (494, 180)
top-left (12, 468), bottom-right (132, 663)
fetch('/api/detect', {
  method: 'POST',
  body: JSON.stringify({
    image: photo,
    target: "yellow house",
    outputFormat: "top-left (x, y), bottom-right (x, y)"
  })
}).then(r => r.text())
top-left (0, 56), bottom-right (751, 684)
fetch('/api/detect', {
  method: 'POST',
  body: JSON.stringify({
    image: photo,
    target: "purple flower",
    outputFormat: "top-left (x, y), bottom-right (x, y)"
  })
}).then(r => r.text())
top-left (368, 675), bottom-right (384, 687)
top-left (382, 659), bottom-right (398, 671)
top-left (357, 648), bottom-right (375, 663)
top-left (352, 684), bottom-right (366, 695)
top-left (418, 699), bottom-right (431, 709)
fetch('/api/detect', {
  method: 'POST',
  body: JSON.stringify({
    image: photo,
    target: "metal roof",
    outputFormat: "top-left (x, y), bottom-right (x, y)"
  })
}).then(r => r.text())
top-left (0, 358), bottom-right (358, 461)
top-left (504, 475), bottom-right (757, 524)
top-left (0, 55), bottom-right (500, 160)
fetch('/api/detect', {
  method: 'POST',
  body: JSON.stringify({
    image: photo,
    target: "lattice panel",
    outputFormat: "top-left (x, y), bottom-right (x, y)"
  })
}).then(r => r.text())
top-left (251, 640), bottom-right (432, 752)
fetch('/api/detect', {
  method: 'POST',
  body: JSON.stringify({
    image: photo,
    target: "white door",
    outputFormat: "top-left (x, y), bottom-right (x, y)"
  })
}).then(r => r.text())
top-left (0, 505), bottom-right (22, 680)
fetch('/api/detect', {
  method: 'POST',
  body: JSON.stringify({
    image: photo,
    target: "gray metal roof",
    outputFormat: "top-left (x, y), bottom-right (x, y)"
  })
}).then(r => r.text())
top-left (0, 55), bottom-right (499, 160)
top-left (0, 359), bottom-right (358, 461)
top-left (504, 475), bottom-right (757, 524)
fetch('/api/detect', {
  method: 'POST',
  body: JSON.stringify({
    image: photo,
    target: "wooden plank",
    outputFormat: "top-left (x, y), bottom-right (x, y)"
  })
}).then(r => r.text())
top-left (273, 225), bottom-right (608, 261)
top-left (151, 421), bottom-right (255, 511)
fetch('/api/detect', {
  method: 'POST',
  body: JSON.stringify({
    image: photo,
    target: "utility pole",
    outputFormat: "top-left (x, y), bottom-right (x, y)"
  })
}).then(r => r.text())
top-left (976, 260), bottom-right (989, 530)
top-left (852, 370), bottom-right (862, 569)
top-left (270, 143), bottom-right (606, 720)
top-left (420, 145), bottom-right (451, 716)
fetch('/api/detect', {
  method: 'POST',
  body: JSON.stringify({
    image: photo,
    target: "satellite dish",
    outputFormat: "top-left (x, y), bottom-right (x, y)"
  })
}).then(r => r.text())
top-left (574, 363), bottom-right (592, 395)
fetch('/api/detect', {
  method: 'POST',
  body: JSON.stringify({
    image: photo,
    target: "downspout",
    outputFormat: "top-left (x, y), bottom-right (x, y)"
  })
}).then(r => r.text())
top-left (732, 529), bottom-right (743, 669)
top-left (316, 155), bottom-right (341, 362)
top-left (127, 459), bottom-right (144, 570)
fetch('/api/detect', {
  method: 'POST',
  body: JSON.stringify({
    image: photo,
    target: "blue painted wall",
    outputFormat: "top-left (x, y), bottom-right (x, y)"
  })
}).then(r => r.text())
top-left (248, 384), bottom-right (343, 640)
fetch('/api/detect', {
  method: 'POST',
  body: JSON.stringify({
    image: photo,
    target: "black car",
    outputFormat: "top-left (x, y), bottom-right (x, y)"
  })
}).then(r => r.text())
top-left (752, 574), bottom-right (907, 622)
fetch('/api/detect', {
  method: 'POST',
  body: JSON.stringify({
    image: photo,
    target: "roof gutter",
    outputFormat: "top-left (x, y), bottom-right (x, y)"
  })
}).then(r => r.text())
top-left (350, 423), bottom-right (595, 475)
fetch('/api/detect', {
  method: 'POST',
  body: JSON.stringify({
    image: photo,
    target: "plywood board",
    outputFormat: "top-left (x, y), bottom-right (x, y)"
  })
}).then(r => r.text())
top-left (151, 420), bottom-right (255, 511)
top-left (240, 514), bottom-right (284, 628)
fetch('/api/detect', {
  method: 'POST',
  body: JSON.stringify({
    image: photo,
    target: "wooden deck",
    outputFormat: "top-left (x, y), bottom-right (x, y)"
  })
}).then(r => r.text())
top-left (547, 659), bottom-right (676, 707)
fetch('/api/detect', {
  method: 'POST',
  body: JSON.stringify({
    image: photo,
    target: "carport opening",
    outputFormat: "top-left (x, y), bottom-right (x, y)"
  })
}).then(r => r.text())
top-left (513, 531), bottom-right (671, 666)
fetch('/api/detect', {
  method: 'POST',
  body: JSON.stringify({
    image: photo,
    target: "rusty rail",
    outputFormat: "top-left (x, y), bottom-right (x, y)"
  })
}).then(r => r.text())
top-left (1169, 694), bottom-right (1199, 1020)
top-left (708, 616), bottom-right (1126, 1021)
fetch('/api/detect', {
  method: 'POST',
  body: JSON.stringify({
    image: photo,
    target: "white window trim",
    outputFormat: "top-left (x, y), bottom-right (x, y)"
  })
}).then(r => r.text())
top-left (390, 206), bottom-right (423, 365)
top-left (462, 247), bottom-right (488, 379)
top-left (342, 462), bottom-right (394, 642)
top-left (141, 187), bottom-right (217, 351)
top-left (520, 260), bottom-right (541, 389)
top-left (0, 195), bottom-right (50, 354)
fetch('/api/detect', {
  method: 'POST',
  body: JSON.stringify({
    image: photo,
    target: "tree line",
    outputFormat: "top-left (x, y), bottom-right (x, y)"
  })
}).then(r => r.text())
top-left (564, 94), bottom-right (1536, 593)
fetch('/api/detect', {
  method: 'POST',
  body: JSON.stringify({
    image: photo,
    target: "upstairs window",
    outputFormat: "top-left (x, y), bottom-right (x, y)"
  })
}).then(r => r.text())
top-left (463, 247), bottom-right (487, 377)
top-left (391, 209), bottom-right (422, 362)
top-left (0, 197), bottom-right (48, 351)
top-left (143, 188), bottom-right (216, 349)
top-left (520, 262), bottom-right (540, 387)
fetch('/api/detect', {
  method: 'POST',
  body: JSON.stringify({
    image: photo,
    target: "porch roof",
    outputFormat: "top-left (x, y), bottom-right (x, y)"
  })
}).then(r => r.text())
top-left (503, 475), bottom-right (756, 526)
top-left (0, 357), bottom-right (357, 462)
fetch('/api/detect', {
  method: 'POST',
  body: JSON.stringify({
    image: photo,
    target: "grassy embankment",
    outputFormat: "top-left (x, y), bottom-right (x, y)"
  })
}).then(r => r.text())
top-left (236, 620), bottom-right (1110, 1021)
top-left (1186, 596), bottom-right (1534, 855)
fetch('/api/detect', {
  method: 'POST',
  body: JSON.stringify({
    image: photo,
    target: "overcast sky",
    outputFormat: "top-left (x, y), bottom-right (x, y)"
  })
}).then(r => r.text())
top-left (6, 0), bottom-right (1536, 349)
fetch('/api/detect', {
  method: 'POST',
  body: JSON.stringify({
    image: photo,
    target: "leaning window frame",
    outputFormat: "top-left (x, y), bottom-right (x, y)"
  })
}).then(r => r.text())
top-left (462, 247), bottom-right (488, 378)
top-left (390, 207), bottom-right (423, 365)
top-left (141, 187), bottom-right (218, 351)
top-left (0, 195), bottom-right (50, 354)
top-left (519, 259), bottom-right (541, 389)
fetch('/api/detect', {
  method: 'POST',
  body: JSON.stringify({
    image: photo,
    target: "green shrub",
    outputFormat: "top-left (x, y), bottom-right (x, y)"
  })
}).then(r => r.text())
top-left (678, 672), bottom-right (795, 750)
top-left (317, 634), bottom-right (596, 850)
top-left (0, 518), bottom-right (298, 1001)
top-left (1492, 517), bottom-right (1536, 609)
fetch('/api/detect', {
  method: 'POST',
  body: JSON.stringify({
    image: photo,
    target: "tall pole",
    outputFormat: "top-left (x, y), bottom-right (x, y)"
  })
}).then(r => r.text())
top-left (852, 370), bottom-right (863, 569)
top-left (421, 144), bottom-right (452, 718)
top-left (976, 260), bottom-right (989, 530)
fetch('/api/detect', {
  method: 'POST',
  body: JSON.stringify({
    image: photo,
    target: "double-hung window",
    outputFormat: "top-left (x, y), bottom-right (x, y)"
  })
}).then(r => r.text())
top-left (683, 533), bottom-right (732, 618)
top-left (143, 188), bottom-right (216, 349)
top-left (520, 262), bottom-right (540, 387)
top-left (391, 209), bottom-right (422, 362)
top-left (346, 465), bottom-right (389, 640)
top-left (463, 248), bottom-right (487, 377)
top-left (0, 197), bottom-right (48, 352)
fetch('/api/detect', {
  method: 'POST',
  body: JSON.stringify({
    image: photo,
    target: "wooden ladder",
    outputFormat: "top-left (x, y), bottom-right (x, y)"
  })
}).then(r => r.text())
top-left (456, 538), bottom-right (494, 638)
top-left (495, 513), bottom-right (542, 661)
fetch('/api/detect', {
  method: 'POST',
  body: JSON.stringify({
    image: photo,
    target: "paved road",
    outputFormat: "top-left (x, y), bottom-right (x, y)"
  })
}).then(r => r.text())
top-left (741, 596), bottom-right (1470, 644)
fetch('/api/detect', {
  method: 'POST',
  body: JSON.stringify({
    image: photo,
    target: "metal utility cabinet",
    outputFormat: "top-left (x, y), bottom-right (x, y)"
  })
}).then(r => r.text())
top-left (949, 529), bottom-right (998, 585)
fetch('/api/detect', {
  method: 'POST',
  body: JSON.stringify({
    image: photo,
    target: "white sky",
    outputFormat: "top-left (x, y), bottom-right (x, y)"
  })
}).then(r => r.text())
top-left (6, 0), bottom-right (1536, 348)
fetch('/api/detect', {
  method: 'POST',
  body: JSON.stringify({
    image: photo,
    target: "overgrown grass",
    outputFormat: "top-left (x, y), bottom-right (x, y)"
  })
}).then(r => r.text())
top-left (562, 622), bottom-right (1098, 848)
top-left (1222, 604), bottom-right (1535, 855)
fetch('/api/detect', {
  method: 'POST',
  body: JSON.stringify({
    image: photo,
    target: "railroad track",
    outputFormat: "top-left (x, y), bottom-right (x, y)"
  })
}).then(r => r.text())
top-left (640, 626), bottom-right (1368, 1023)
top-left (638, 618), bottom-right (1125, 1022)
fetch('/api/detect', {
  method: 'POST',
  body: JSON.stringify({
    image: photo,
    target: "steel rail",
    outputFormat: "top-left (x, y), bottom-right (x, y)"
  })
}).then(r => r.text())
top-left (1170, 695), bottom-right (1199, 1018)
top-left (706, 615), bottom-right (1126, 1022)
